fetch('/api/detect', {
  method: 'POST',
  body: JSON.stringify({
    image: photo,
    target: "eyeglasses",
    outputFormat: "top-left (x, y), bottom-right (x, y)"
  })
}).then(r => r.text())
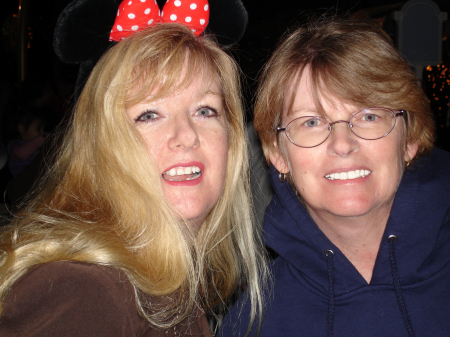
top-left (276, 108), bottom-right (405, 148)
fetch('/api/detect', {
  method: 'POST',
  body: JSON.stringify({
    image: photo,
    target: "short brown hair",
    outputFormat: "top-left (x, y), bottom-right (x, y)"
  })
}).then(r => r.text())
top-left (254, 17), bottom-right (434, 161)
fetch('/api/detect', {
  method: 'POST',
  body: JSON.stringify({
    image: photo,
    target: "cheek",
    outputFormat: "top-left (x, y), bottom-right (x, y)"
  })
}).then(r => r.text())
top-left (376, 133), bottom-right (404, 170)
top-left (288, 157), bottom-right (313, 196)
top-left (286, 146), bottom-right (318, 177)
top-left (140, 131), bottom-right (167, 167)
top-left (213, 131), bottom-right (229, 167)
top-left (210, 129), bottom-right (229, 188)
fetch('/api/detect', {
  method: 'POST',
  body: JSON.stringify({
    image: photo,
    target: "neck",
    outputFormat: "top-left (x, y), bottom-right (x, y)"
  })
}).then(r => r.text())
top-left (308, 204), bottom-right (392, 283)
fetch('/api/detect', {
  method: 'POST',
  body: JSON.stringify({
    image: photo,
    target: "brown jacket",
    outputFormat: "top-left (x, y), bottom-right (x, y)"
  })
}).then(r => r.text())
top-left (0, 261), bottom-right (212, 337)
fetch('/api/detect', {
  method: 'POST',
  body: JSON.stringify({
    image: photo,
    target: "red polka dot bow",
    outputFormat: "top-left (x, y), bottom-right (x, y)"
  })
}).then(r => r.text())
top-left (109, 0), bottom-right (210, 41)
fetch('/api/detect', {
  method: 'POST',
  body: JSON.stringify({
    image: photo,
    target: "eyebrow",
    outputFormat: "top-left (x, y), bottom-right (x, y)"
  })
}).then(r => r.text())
top-left (288, 107), bottom-right (318, 115)
top-left (199, 89), bottom-right (222, 98)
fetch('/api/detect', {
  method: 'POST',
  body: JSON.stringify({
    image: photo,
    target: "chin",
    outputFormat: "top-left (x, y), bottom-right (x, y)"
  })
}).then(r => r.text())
top-left (178, 206), bottom-right (210, 225)
top-left (326, 198), bottom-right (377, 217)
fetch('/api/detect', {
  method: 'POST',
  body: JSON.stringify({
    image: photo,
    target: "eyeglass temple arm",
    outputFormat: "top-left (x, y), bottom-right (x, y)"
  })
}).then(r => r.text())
top-left (276, 126), bottom-right (285, 133)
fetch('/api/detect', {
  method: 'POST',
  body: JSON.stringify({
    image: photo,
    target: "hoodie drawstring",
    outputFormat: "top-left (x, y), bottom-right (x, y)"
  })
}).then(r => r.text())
top-left (388, 235), bottom-right (416, 337)
top-left (325, 250), bottom-right (335, 337)
top-left (324, 237), bottom-right (415, 337)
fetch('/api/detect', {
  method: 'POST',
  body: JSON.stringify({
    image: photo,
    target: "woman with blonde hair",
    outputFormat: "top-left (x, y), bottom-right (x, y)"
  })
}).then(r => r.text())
top-left (221, 16), bottom-right (450, 337)
top-left (0, 3), bottom-right (266, 335)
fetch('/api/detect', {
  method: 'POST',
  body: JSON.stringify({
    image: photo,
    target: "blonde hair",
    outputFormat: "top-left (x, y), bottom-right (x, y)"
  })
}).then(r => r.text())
top-left (254, 17), bottom-right (434, 162)
top-left (0, 24), bottom-right (267, 331)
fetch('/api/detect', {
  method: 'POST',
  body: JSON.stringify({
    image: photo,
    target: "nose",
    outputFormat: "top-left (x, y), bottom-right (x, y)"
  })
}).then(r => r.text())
top-left (168, 114), bottom-right (200, 150)
top-left (326, 120), bottom-right (359, 157)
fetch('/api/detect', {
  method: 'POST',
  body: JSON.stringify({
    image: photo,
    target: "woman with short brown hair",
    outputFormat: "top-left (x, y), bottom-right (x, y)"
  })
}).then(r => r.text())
top-left (221, 17), bottom-right (450, 337)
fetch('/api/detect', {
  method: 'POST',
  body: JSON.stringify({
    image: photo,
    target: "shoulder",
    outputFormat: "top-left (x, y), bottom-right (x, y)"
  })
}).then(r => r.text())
top-left (401, 148), bottom-right (450, 199)
top-left (0, 261), bottom-right (142, 336)
top-left (6, 261), bottom-right (135, 308)
top-left (413, 148), bottom-right (450, 178)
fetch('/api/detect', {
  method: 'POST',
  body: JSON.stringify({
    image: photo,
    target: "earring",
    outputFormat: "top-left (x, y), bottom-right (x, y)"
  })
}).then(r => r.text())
top-left (279, 172), bottom-right (286, 183)
top-left (405, 161), bottom-right (411, 169)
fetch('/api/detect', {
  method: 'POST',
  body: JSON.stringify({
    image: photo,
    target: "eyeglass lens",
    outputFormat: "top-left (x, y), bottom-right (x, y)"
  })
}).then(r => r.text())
top-left (285, 108), bottom-right (398, 148)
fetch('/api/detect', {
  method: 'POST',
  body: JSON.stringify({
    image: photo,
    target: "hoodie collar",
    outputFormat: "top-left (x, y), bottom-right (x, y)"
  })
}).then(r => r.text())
top-left (264, 149), bottom-right (450, 295)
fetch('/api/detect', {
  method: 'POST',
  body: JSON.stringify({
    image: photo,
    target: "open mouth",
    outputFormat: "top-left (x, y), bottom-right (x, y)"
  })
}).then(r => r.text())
top-left (325, 169), bottom-right (371, 181)
top-left (162, 166), bottom-right (202, 181)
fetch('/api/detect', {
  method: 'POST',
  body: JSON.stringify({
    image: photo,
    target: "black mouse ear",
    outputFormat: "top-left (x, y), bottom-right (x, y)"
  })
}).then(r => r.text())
top-left (72, 57), bottom-right (102, 102)
top-left (54, 0), bottom-right (248, 101)
top-left (207, 0), bottom-right (248, 46)
top-left (53, 0), bottom-right (119, 64)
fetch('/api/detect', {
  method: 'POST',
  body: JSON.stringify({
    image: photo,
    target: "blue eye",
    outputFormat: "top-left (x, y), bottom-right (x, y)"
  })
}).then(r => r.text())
top-left (362, 113), bottom-right (378, 122)
top-left (306, 118), bottom-right (319, 127)
top-left (195, 106), bottom-right (218, 117)
top-left (136, 111), bottom-right (159, 122)
top-left (300, 117), bottom-right (326, 128)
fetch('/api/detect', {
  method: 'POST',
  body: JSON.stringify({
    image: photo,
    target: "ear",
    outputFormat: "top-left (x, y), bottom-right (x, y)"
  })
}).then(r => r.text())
top-left (405, 142), bottom-right (419, 162)
top-left (269, 144), bottom-right (290, 174)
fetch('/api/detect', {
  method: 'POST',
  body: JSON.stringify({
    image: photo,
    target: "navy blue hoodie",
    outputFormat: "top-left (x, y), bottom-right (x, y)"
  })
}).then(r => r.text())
top-left (220, 149), bottom-right (450, 337)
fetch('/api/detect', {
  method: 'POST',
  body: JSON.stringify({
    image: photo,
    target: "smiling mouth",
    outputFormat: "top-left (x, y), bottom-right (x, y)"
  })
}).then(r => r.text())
top-left (325, 169), bottom-right (371, 180)
top-left (162, 166), bottom-right (202, 181)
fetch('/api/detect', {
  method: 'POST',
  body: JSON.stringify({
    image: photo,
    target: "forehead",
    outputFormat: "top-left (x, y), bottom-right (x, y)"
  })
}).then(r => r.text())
top-left (283, 67), bottom-right (359, 118)
top-left (288, 70), bottom-right (312, 102)
top-left (283, 67), bottom-right (319, 116)
top-left (161, 73), bottom-right (222, 102)
top-left (128, 64), bottom-right (221, 106)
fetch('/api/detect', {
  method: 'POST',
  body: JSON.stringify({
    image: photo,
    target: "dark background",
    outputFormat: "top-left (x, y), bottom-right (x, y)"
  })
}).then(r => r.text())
top-left (0, 0), bottom-right (449, 134)
top-left (1, 0), bottom-right (449, 83)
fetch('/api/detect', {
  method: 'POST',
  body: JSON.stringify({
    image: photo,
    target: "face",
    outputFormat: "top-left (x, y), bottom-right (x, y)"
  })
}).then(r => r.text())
top-left (126, 72), bottom-right (228, 229)
top-left (19, 119), bottom-right (45, 142)
top-left (270, 68), bottom-right (418, 224)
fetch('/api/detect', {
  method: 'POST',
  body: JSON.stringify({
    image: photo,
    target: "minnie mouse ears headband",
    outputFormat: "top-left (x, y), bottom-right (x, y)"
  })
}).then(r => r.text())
top-left (54, 0), bottom-right (248, 99)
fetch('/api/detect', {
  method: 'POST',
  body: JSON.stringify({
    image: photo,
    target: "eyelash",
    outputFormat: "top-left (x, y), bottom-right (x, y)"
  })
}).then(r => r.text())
top-left (195, 105), bottom-right (219, 118)
top-left (134, 106), bottom-right (219, 123)
top-left (135, 110), bottom-right (159, 123)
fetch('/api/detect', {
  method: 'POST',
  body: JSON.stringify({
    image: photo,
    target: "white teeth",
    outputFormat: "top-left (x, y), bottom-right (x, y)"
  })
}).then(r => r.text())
top-left (163, 166), bottom-right (201, 177)
top-left (325, 169), bottom-right (371, 180)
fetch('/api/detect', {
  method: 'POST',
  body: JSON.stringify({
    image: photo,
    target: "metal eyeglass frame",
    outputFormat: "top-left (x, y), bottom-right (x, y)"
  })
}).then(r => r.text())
top-left (276, 108), bottom-right (406, 148)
